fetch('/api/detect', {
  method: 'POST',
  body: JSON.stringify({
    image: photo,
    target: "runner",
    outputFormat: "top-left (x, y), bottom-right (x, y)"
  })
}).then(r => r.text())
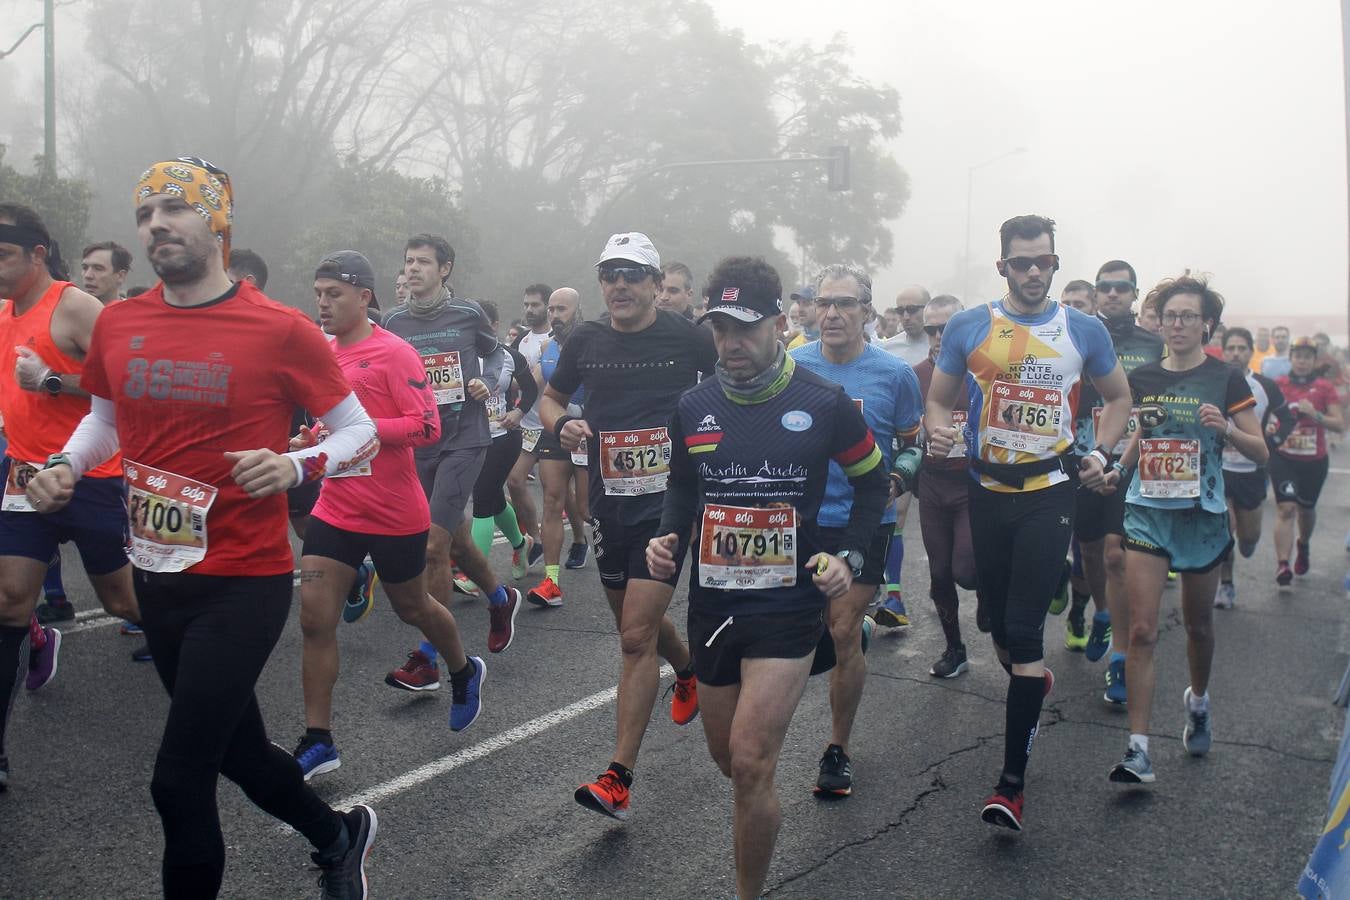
top-left (1057, 277), bottom-right (1097, 650)
top-left (525, 288), bottom-right (591, 608)
top-left (646, 255), bottom-right (888, 899)
top-left (912, 295), bottom-right (978, 677)
top-left (1106, 276), bottom-right (1266, 783)
top-left (790, 263), bottom-right (922, 794)
top-left (503, 282), bottom-right (553, 576)
top-left (879, 285), bottom-right (932, 366)
top-left (293, 251), bottom-right (486, 782)
top-left (1216, 326), bottom-right (1294, 608)
top-left (25, 159), bottom-right (377, 897)
top-left (1270, 337), bottom-right (1344, 585)
top-left (0, 203), bottom-right (142, 791)
top-left (926, 214), bottom-right (1131, 831)
top-left (1075, 261), bottom-right (1164, 701)
top-left (382, 233), bottom-right (523, 691)
top-left (539, 232), bottom-right (716, 820)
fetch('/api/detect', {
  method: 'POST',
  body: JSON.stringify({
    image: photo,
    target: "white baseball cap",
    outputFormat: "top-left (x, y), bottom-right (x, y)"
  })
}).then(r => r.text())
top-left (596, 232), bottom-right (660, 269)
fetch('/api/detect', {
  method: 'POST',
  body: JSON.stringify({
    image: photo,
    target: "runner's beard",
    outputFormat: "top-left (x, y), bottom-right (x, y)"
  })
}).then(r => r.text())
top-left (151, 246), bottom-right (210, 286)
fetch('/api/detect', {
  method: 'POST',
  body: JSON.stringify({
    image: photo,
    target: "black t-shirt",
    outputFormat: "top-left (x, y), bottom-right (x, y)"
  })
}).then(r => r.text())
top-left (548, 309), bottom-right (718, 524)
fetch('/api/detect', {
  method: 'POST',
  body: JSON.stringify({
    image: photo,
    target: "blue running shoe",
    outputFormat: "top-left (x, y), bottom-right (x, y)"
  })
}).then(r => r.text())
top-left (1085, 612), bottom-right (1112, 662)
top-left (450, 656), bottom-right (486, 732)
top-left (343, 561), bottom-right (378, 624)
top-left (1109, 743), bottom-right (1155, 783)
top-left (873, 594), bottom-right (909, 628)
top-left (293, 734), bottom-right (341, 781)
top-left (1104, 655), bottom-right (1127, 705)
top-left (565, 541), bottom-right (588, 570)
top-left (119, 620), bottom-right (143, 635)
top-left (1182, 687), bottom-right (1212, 756)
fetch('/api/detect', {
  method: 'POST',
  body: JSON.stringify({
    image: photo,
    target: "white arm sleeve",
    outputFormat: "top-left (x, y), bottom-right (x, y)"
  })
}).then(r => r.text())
top-left (285, 392), bottom-right (378, 484)
top-left (61, 395), bottom-right (121, 477)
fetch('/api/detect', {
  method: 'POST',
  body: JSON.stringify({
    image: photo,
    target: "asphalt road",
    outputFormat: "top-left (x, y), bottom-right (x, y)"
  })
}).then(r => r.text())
top-left (3, 462), bottom-right (1348, 899)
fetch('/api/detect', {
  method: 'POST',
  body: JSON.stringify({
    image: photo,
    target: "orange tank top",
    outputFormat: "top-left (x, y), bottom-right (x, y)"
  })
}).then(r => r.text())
top-left (0, 280), bottom-right (122, 477)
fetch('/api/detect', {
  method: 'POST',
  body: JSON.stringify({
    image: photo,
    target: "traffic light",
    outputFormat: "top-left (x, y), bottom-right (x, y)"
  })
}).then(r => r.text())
top-left (827, 145), bottom-right (850, 191)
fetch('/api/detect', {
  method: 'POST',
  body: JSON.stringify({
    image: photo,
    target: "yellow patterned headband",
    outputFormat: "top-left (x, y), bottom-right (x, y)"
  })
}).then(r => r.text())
top-left (134, 157), bottom-right (234, 266)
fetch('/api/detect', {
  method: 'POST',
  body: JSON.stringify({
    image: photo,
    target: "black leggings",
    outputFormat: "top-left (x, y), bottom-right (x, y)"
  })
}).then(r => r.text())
top-left (137, 570), bottom-right (343, 898)
top-left (473, 430), bottom-right (523, 519)
top-left (967, 480), bottom-right (1075, 665)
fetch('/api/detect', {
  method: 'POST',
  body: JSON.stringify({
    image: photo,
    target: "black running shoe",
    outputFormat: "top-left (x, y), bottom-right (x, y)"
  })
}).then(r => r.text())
top-left (313, 805), bottom-right (378, 899)
top-left (35, 599), bottom-right (74, 624)
top-left (565, 542), bottom-right (588, 570)
top-left (814, 744), bottom-right (852, 796)
top-left (929, 645), bottom-right (969, 679)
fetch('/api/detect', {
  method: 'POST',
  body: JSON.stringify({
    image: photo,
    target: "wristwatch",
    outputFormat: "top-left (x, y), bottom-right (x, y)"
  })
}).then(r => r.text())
top-left (44, 452), bottom-right (72, 470)
top-left (837, 549), bottom-right (865, 579)
top-left (42, 371), bottom-right (63, 396)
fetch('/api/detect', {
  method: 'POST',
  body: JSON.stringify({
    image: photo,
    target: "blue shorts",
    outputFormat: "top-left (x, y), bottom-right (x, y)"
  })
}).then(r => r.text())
top-left (0, 456), bottom-right (130, 576)
top-left (1123, 503), bottom-right (1231, 574)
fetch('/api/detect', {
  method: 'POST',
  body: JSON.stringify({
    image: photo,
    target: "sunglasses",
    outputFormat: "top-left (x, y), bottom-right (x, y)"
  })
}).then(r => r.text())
top-left (814, 296), bottom-right (862, 310)
top-left (1096, 280), bottom-right (1136, 294)
top-left (599, 265), bottom-right (653, 285)
top-left (1002, 254), bottom-right (1059, 273)
top-left (923, 323), bottom-right (947, 336)
top-left (898, 304), bottom-right (925, 316)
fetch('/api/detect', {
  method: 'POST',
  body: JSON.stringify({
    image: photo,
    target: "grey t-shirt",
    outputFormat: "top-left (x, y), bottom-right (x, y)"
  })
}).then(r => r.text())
top-left (383, 291), bottom-right (502, 454)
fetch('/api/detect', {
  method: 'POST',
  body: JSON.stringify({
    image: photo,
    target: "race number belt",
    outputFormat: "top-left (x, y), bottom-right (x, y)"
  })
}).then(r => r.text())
top-left (1138, 438), bottom-right (1201, 499)
top-left (422, 351), bottom-right (465, 405)
top-left (1283, 424), bottom-right (1319, 457)
top-left (983, 380), bottom-right (1063, 453)
top-left (522, 428), bottom-right (542, 453)
top-left (698, 504), bottom-right (797, 590)
top-left (124, 459), bottom-right (219, 573)
top-left (2, 460), bottom-right (41, 512)
top-left (599, 427), bottom-right (671, 496)
top-left (1092, 405), bottom-right (1140, 456)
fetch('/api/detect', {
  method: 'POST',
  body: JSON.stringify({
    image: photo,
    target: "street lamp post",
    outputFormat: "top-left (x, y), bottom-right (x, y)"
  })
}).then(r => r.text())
top-left (963, 147), bottom-right (1027, 302)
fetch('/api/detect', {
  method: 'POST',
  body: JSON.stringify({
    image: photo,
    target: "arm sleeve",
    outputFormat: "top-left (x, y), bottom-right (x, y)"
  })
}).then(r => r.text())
top-left (509, 347), bottom-right (539, 415)
top-left (657, 405), bottom-right (700, 560)
top-left (61, 395), bottom-right (120, 477)
top-left (481, 345), bottom-right (511, 394)
top-left (285, 393), bottom-right (378, 483)
top-left (375, 344), bottom-right (441, 448)
top-left (1224, 367), bottom-right (1255, 416)
top-left (548, 330), bottom-right (583, 397)
top-left (829, 388), bottom-right (889, 554)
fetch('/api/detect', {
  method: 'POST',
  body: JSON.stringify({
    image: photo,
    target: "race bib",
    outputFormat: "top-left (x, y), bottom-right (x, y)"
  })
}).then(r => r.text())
top-left (947, 410), bottom-right (969, 459)
top-left (1138, 438), bottom-right (1201, 499)
top-left (422, 351), bottom-right (465, 405)
top-left (1284, 424), bottom-right (1319, 457)
top-left (124, 460), bottom-right (218, 573)
top-left (698, 504), bottom-right (798, 590)
top-left (571, 437), bottom-right (589, 468)
top-left (522, 428), bottom-right (542, 453)
top-left (600, 428), bottom-right (672, 496)
top-left (2, 460), bottom-right (41, 512)
top-left (1092, 405), bottom-right (1141, 456)
top-left (983, 380), bottom-right (1063, 453)
top-left (486, 393), bottom-right (507, 429)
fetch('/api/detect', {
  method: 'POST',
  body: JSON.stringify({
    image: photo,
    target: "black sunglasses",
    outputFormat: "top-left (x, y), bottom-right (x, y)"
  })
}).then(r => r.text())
top-left (1002, 254), bottom-right (1059, 273)
top-left (599, 265), bottom-right (654, 285)
top-left (898, 304), bottom-right (925, 316)
top-left (1096, 279), bottom-right (1136, 294)
top-left (923, 323), bottom-right (946, 336)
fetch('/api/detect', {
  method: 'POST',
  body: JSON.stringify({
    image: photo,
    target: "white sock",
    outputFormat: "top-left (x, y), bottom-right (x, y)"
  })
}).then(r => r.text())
top-left (1129, 733), bottom-right (1149, 754)
top-left (1187, 689), bottom-right (1209, 712)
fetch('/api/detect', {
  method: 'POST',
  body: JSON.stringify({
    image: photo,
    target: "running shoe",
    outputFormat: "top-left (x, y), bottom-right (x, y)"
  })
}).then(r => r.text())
top-left (1295, 541), bottom-right (1311, 576)
top-left (35, 599), bottom-right (74, 624)
top-left (861, 615), bottom-right (874, 654)
top-left (1276, 562), bottom-right (1294, 586)
top-left (25, 626), bottom-right (60, 691)
top-left (575, 771), bottom-right (630, 820)
top-left (980, 787), bottom-right (1024, 832)
top-left (929, 645), bottom-right (968, 679)
top-left (343, 562), bottom-right (378, 624)
top-left (873, 594), bottom-right (909, 628)
top-left (1213, 581), bottom-right (1236, 610)
top-left (487, 587), bottom-right (522, 653)
top-left (1109, 744), bottom-right (1155, 783)
top-left (293, 733), bottom-right (341, 781)
top-left (131, 643), bottom-right (153, 662)
top-left (1182, 687), bottom-right (1212, 756)
top-left (511, 535), bottom-right (537, 580)
top-left (528, 540), bottom-right (545, 568)
top-left (313, 804), bottom-right (377, 900)
top-left (385, 650), bottom-right (441, 691)
top-left (1064, 615), bottom-right (1087, 652)
top-left (1048, 560), bottom-right (1070, 615)
top-left (119, 620), bottom-right (143, 635)
top-left (452, 571), bottom-right (481, 597)
top-left (1085, 612), bottom-right (1112, 662)
top-left (526, 577), bottom-right (564, 608)
top-left (565, 541), bottom-right (588, 570)
top-left (450, 656), bottom-right (486, 732)
top-left (670, 671), bottom-right (699, 725)
top-left (1104, 656), bottom-right (1127, 705)
top-left (815, 744), bottom-right (853, 796)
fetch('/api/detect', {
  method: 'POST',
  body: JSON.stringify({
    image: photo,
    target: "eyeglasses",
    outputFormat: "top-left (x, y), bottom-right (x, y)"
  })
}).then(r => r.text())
top-left (898, 304), bottom-right (925, 316)
top-left (1096, 280), bottom-right (1136, 294)
top-left (814, 296), bottom-right (861, 311)
top-left (599, 265), bottom-right (653, 285)
top-left (923, 323), bottom-right (947, 336)
top-left (1160, 310), bottom-right (1203, 326)
top-left (1001, 254), bottom-right (1059, 273)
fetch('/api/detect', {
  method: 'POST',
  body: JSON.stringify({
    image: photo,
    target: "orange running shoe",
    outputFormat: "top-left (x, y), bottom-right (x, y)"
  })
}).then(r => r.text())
top-left (670, 671), bottom-right (699, 725)
top-left (574, 770), bottom-right (630, 820)
top-left (526, 577), bottom-right (564, 608)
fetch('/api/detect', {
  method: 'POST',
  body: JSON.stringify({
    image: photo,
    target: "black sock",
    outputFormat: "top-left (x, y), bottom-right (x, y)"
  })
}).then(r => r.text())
top-left (1069, 590), bottom-right (1090, 619)
top-left (450, 659), bottom-right (475, 685)
top-left (674, 664), bottom-right (694, 681)
top-left (0, 624), bottom-right (29, 756)
top-left (608, 761), bottom-right (633, 787)
top-left (305, 727), bottom-right (333, 744)
top-left (1001, 674), bottom-right (1046, 786)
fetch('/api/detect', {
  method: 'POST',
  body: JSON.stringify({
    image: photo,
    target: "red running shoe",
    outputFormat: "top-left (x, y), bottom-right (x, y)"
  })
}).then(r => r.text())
top-left (1276, 562), bottom-right (1294, 586)
top-left (526, 577), bottom-right (564, 608)
top-left (981, 788), bottom-right (1024, 832)
top-left (670, 672), bottom-right (699, 725)
top-left (1294, 541), bottom-right (1310, 576)
top-left (488, 587), bottom-right (522, 653)
top-left (575, 770), bottom-right (630, 820)
top-left (385, 650), bottom-right (440, 691)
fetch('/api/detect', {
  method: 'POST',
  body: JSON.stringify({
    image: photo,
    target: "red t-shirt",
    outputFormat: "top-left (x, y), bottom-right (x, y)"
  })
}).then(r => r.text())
top-left (81, 281), bottom-right (352, 576)
top-left (1275, 375), bottom-right (1339, 461)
